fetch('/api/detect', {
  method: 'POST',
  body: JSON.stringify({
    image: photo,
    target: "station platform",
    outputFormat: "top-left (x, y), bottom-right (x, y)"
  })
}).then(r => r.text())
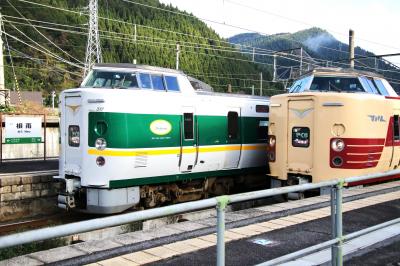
top-left (0, 159), bottom-right (58, 175)
top-left (1, 181), bottom-right (399, 266)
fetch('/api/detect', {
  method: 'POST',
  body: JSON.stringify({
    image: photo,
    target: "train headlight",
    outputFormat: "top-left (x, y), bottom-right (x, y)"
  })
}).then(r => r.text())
top-left (269, 136), bottom-right (276, 147)
top-left (331, 139), bottom-right (345, 152)
top-left (95, 138), bottom-right (107, 150)
top-left (96, 156), bottom-right (106, 166)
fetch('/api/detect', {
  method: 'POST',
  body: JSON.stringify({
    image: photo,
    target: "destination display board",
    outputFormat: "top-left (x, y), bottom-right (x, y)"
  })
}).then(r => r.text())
top-left (4, 116), bottom-right (42, 144)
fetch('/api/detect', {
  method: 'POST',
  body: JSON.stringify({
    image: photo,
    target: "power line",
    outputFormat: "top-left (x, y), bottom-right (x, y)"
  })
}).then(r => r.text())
top-left (6, 0), bottom-right (84, 65)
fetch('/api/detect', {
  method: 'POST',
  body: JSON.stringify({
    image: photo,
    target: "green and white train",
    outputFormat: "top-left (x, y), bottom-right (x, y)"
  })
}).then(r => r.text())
top-left (57, 64), bottom-right (269, 214)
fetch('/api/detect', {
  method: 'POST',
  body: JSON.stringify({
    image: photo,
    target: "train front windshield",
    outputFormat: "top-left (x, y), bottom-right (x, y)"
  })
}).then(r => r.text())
top-left (83, 71), bottom-right (139, 89)
top-left (289, 75), bottom-right (393, 96)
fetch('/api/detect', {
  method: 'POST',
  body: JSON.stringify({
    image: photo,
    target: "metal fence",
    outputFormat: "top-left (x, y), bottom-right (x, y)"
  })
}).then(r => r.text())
top-left (0, 169), bottom-right (400, 266)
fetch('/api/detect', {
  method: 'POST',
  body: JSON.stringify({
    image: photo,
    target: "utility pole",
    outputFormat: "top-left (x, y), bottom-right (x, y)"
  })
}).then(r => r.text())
top-left (272, 54), bottom-right (277, 82)
top-left (252, 47), bottom-right (255, 62)
top-left (0, 12), bottom-right (5, 96)
top-left (259, 72), bottom-right (263, 96)
top-left (349, 29), bottom-right (355, 69)
top-left (299, 47), bottom-right (303, 75)
top-left (84, 0), bottom-right (102, 77)
top-left (51, 91), bottom-right (56, 110)
top-left (176, 43), bottom-right (180, 70)
top-left (134, 24), bottom-right (137, 43)
top-left (251, 85), bottom-right (254, 95)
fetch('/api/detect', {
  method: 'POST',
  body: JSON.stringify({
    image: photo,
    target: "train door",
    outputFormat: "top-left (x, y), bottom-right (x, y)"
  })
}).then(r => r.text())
top-left (223, 108), bottom-right (242, 169)
top-left (287, 99), bottom-right (314, 172)
top-left (64, 94), bottom-right (83, 172)
top-left (389, 114), bottom-right (400, 168)
top-left (179, 107), bottom-right (198, 172)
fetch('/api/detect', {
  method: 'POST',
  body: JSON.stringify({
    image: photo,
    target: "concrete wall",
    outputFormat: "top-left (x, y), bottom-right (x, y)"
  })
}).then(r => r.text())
top-left (0, 174), bottom-right (62, 222)
top-left (1, 117), bottom-right (59, 160)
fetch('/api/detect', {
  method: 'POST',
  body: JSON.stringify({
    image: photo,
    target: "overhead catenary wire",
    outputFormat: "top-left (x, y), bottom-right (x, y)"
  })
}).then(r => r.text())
top-left (6, 0), bottom-right (84, 65)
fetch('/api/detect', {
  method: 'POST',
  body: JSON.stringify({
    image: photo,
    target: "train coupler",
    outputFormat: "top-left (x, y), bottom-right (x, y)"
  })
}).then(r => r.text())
top-left (58, 194), bottom-right (76, 210)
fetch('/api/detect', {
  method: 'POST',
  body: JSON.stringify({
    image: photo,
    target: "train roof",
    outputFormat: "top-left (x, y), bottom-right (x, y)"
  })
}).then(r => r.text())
top-left (93, 63), bottom-right (184, 75)
top-left (300, 67), bottom-right (384, 79)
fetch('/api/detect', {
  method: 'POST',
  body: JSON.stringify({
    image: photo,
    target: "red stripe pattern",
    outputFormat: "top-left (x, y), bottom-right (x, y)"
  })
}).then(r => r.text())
top-left (330, 138), bottom-right (385, 169)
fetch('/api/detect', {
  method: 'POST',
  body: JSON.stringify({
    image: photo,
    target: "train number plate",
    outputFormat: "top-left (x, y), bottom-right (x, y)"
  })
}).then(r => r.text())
top-left (292, 127), bottom-right (310, 147)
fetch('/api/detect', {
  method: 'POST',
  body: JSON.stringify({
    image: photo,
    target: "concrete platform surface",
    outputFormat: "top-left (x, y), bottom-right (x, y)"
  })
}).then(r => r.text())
top-left (0, 159), bottom-right (58, 175)
top-left (0, 182), bottom-right (399, 266)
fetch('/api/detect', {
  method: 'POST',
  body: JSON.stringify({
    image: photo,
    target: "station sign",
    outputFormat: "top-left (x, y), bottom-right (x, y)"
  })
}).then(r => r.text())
top-left (4, 116), bottom-right (42, 144)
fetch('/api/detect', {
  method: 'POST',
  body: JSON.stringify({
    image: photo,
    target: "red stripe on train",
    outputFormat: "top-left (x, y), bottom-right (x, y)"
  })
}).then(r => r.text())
top-left (343, 138), bottom-right (385, 145)
top-left (345, 153), bottom-right (382, 161)
top-left (345, 146), bottom-right (384, 153)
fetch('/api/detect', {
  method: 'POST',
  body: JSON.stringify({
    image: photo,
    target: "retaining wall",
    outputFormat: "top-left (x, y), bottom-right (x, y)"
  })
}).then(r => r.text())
top-left (0, 173), bottom-right (62, 222)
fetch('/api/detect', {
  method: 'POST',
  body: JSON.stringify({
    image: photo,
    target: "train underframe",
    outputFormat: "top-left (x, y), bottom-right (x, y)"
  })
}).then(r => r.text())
top-left (58, 173), bottom-right (269, 214)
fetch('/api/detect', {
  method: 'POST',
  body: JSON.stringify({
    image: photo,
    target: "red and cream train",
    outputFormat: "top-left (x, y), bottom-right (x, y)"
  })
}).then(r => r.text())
top-left (267, 68), bottom-right (400, 191)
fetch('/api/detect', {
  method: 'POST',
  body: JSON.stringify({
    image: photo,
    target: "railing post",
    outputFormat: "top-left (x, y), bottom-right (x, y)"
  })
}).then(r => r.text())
top-left (333, 180), bottom-right (344, 266)
top-left (330, 186), bottom-right (337, 265)
top-left (216, 196), bottom-right (229, 266)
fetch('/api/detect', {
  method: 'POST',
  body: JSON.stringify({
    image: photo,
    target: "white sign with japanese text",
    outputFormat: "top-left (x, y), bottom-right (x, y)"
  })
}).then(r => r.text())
top-left (5, 116), bottom-right (42, 144)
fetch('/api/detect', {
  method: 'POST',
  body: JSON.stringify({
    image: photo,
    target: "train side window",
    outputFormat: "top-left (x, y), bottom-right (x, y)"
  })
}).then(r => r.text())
top-left (258, 120), bottom-right (268, 140)
top-left (183, 113), bottom-right (194, 140)
top-left (256, 105), bottom-right (269, 113)
top-left (151, 75), bottom-right (165, 90)
top-left (165, 76), bottom-right (180, 91)
top-left (228, 111), bottom-right (239, 139)
top-left (394, 115), bottom-right (400, 141)
top-left (139, 73), bottom-right (152, 89)
top-left (373, 79), bottom-right (389, 96)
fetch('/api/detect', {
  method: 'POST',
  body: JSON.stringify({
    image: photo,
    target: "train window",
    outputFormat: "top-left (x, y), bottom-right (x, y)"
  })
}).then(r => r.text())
top-left (394, 115), bottom-right (400, 141)
top-left (139, 73), bottom-right (152, 89)
top-left (310, 77), bottom-right (364, 93)
top-left (359, 77), bottom-right (379, 94)
top-left (165, 76), bottom-right (180, 91)
top-left (258, 120), bottom-right (268, 140)
top-left (373, 79), bottom-right (389, 96)
top-left (256, 105), bottom-right (269, 113)
top-left (183, 113), bottom-right (194, 140)
top-left (227, 112), bottom-right (239, 140)
top-left (151, 75), bottom-right (165, 90)
top-left (83, 71), bottom-right (139, 89)
top-left (289, 75), bottom-right (313, 93)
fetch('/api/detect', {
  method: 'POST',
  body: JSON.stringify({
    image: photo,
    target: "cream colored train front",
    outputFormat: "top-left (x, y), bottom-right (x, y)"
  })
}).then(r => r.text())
top-left (268, 68), bottom-right (400, 193)
top-left (57, 64), bottom-right (269, 214)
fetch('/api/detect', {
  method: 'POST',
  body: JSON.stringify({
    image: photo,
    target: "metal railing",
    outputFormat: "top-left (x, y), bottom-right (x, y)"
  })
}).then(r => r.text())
top-left (0, 170), bottom-right (400, 266)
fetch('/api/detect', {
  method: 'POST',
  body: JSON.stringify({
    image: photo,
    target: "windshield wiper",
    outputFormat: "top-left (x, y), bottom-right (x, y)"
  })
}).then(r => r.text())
top-left (328, 81), bottom-right (342, 92)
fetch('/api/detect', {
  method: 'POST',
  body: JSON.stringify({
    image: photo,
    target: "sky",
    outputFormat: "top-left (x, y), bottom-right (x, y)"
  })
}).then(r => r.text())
top-left (159, 0), bottom-right (400, 65)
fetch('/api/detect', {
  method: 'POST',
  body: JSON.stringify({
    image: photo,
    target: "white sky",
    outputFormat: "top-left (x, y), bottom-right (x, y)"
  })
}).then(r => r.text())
top-left (159, 0), bottom-right (400, 65)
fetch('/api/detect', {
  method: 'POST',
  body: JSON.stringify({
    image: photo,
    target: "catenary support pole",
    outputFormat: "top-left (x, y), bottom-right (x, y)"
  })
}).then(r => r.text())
top-left (349, 29), bottom-right (355, 69)
top-left (259, 72), bottom-right (263, 96)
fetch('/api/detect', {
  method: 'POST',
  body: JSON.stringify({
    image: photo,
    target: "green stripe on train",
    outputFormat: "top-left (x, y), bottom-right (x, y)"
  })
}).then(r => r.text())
top-left (109, 166), bottom-right (266, 188)
top-left (88, 112), bottom-right (268, 149)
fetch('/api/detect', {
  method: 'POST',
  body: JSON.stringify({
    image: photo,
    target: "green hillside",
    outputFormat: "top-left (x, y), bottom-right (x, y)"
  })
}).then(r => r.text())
top-left (229, 28), bottom-right (400, 91)
top-left (0, 0), bottom-right (283, 102)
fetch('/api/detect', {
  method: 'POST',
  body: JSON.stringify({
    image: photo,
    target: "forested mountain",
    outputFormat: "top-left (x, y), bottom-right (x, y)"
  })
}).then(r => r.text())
top-left (229, 28), bottom-right (400, 91)
top-left (0, 0), bottom-right (283, 102)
